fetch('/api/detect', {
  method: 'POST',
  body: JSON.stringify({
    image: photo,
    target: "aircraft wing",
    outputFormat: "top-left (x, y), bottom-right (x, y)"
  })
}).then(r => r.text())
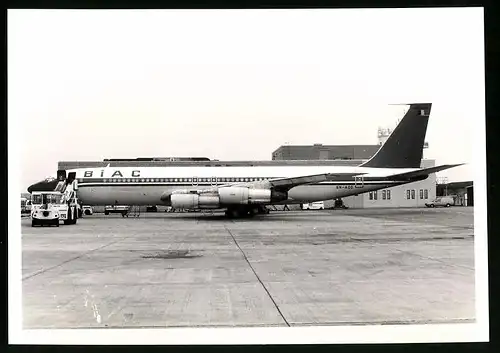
top-left (217, 172), bottom-right (364, 191)
top-left (267, 173), bottom-right (363, 191)
top-left (386, 164), bottom-right (464, 181)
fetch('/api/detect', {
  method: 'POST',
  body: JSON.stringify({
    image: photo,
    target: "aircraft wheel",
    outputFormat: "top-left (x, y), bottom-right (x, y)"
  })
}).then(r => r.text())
top-left (225, 208), bottom-right (240, 218)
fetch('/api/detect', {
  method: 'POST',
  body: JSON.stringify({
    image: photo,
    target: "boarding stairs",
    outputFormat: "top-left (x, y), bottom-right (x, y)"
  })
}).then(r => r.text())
top-left (54, 180), bottom-right (67, 192)
top-left (126, 205), bottom-right (142, 218)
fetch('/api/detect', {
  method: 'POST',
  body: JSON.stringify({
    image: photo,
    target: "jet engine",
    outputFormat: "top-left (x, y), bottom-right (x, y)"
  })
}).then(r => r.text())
top-left (218, 187), bottom-right (287, 204)
top-left (170, 194), bottom-right (220, 209)
top-left (170, 187), bottom-right (288, 209)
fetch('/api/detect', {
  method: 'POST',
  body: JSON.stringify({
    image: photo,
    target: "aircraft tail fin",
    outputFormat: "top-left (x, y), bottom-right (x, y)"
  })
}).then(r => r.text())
top-left (360, 103), bottom-right (431, 169)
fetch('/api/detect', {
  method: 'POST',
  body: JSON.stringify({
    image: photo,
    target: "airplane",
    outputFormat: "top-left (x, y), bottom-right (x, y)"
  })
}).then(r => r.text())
top-left (27, 103), bottom-right (463, 218)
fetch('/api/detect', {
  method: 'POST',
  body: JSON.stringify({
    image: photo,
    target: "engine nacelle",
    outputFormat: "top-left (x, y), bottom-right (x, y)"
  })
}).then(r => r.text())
top-left (171, 187), bottom-right (289, 209)
top-left (270, 189), bottom-right (288, 202)
top-left (170, 194), bottom-right (220, 209)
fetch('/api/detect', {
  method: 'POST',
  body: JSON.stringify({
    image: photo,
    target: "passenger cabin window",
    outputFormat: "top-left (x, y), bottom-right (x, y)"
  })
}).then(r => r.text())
top-left (411, 190), bottom-right (415, 199)
top-left (406, 190), bottom-right (411, 199)
top-left (369, 192), bottom-right (373, 200)
top-left (373, 191), bottom-right (378, 200)
top-left (420, 189), bottom-right (424, 199)
top-left (387, 190), bottom-right (391, 200)
top-left (424, 189), bottom-right (428, 199)
top-left (382, 190), bottom-right (386, 200)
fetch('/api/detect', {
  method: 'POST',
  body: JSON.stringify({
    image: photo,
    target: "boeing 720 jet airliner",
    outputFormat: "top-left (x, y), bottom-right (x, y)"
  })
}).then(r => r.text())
top-left (28, 103), bottom-right (462, 218)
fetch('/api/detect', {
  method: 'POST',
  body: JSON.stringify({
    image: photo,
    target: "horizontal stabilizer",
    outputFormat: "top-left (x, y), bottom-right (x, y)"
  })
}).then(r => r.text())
top-left (386, 164), bottom-right (464, 181)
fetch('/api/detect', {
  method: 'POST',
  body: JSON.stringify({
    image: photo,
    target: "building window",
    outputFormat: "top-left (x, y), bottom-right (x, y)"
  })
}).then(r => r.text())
top-left (387, 190), bottom-right (391, 200)
top-left (406, 190), bottom-right (411, 199)
top-left (369, 192), bottom-right (373, 200)
top-left (420, 189), bottom-right (424, 199)
top-left (373, 191), bottom-right (378, 200)
top-left (411, 189), bottom-right (415, 199)
top-left (424, 189), bottom-right (428, 199)
top-left (382, 190), bottom-right (386, 200)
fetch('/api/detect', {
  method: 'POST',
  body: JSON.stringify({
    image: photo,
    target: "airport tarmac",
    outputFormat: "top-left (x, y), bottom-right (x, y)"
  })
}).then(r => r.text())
top-left (21, 207), bottom-right (475, 328)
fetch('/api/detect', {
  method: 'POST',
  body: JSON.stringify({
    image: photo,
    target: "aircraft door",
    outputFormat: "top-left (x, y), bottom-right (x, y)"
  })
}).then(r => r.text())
top-left (354, 175), bottom-right (364, 188)
top-left (57, 170), bottom-right (67, 181)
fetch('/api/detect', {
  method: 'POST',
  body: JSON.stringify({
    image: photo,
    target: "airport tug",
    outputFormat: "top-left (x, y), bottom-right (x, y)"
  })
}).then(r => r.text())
top-left (30, 171), bottom-right (80, 227)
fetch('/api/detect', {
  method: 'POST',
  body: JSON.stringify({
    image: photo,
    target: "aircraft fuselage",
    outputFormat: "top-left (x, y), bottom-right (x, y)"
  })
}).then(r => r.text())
top-left (71, 165), bottom-right (415, 206)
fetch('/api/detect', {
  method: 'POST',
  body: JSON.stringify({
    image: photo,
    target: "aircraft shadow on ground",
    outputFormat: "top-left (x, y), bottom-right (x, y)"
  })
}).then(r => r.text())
top-left (83, 212), bottom-right (326, 222)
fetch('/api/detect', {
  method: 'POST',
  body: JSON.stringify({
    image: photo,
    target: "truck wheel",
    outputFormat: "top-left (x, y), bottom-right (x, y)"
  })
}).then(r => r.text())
top-left (430, 204), bottom-right (435, 208)
top-left (64, 209), bottom-right (72, 225)
top-left (446, 204), bottom-right (451, 207)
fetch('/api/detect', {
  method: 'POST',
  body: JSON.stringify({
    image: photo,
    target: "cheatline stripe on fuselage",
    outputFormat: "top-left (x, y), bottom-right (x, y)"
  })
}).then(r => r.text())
top-left (75, 175), bottom-right (401, 184)
top-left (76, 180), bottom-right (403, 187)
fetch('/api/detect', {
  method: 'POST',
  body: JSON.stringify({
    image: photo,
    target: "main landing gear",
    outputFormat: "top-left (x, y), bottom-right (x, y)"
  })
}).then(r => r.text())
top-left (224, 205), bottom-right (270, 218)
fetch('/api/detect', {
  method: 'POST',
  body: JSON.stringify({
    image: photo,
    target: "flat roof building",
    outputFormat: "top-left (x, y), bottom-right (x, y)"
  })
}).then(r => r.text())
top-left (270, 143), bottom-right (435, 209)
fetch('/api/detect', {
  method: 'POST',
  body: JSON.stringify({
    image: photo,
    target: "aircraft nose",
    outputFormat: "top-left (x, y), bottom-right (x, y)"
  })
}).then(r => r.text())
top-left (27, 178), bottom-right (59, 193)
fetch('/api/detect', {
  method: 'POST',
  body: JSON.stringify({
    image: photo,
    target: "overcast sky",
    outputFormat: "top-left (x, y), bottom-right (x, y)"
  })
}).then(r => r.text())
top-left (9, 8), bottom-right (484, 193)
